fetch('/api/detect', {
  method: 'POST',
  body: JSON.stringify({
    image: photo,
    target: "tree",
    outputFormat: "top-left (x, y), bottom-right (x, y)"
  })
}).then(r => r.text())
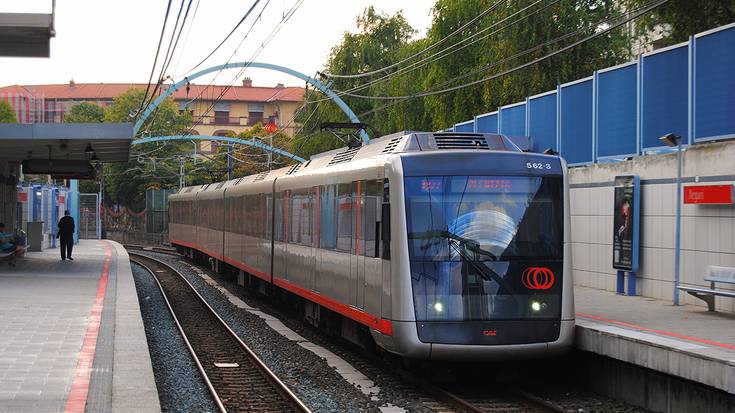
top-left (294, 0), bottom-right (633, 153)
top-left (292, 7), bottom-right (416, 157)
top-left (421, 0), bottom-right (630, 130)
top-left (625, 0), bottom-right (735, 46)
top-left (0, 100), bottom-right (17, 123)
top-left (103, 88), bottom-right (193, 211)
top-left (63, 102), bottom-right (105, 123)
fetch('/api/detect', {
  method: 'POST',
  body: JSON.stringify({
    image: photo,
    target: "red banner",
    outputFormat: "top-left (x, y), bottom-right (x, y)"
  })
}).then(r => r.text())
top-left (18, 192), bottom-right (28, 202)
top-left (684, 185), bottom-right (734, 204)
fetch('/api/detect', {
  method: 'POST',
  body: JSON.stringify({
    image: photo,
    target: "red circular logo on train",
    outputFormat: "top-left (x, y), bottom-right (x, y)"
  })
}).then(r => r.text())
top-left (521, 267), bottom-right (555, 290)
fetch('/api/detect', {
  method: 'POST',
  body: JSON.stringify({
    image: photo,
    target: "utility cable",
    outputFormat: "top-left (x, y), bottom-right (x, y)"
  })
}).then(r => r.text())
top-left (348, 0), bottom-right (668, 102)
top-left (358, 0), bottom-right (669, 118)
top-left (141, 0), bottom-right (195, 122)
top-left (321, 0), bottom-right (507, 79)
top-left (307, 0), bottom-right (554, 103)
top-left (183, 0), bottom-right (262, 75)
top-left (137, 0), bottom-right (174, 118)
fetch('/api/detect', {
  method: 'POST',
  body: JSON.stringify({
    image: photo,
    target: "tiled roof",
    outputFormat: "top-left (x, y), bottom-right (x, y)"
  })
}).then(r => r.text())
top-left (0, 82), bottom-right (305, 102)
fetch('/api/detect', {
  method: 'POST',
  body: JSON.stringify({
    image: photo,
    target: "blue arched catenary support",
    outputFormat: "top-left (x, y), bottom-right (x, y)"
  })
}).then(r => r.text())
top-left (131, 135), bottom-right (307, 163)
top-left (134, 61), bottom-right (369, 144)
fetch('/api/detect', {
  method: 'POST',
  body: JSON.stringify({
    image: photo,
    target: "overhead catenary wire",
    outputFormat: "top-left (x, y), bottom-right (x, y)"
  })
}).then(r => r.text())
top-left (178, 0), bottom-right (303, 142)
top-left (172, 0), bottom-right (273, 129)
top-left (307, 0), bottom-right (555, 104)
top-left (347, 0), bottom-right (669, 104)
top-left (137, 0), bottom-right (174, 118)
top-left (141, 0), bottom-right (195, 114)
top-left (171, 0), bottom-right (202, 76)
top-left (320, 0), bottom-right (508, 79)
top-left (182, 0), bottom-right (263, 76)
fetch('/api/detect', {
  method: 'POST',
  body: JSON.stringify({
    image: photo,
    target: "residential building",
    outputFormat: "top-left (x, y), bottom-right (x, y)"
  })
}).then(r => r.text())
top-left (0, 78), bottom-right (305, 152)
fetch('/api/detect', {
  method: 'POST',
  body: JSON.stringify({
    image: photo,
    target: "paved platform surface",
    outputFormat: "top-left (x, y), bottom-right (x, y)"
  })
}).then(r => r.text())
top-left (575, 286), bottom-right (735, 394)
top-left (0, 240), bottom-right (159, 413)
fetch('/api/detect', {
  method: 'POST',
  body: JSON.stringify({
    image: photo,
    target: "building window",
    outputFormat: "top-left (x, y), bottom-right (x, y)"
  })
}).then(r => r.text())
top-left (248, 103), bottom-right (264, 126)
top-left (214, 110), bottom-right (229, 125)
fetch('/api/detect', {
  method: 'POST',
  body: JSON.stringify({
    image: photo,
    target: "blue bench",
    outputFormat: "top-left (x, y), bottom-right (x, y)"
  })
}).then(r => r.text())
top-left (677, 266), bottom-right (735, 312)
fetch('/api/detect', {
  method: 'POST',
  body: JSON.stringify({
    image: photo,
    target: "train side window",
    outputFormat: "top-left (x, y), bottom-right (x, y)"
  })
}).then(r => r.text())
top-left (336, 183), bottom-right (353, 253)
top-left (252, 194), bottom-right (259, 237)
top-left (265, 194), bottom-right (273, 241)
top-left (381, 178), bottom-right (391, 259)
top-left (299, 189), bottom-right (313, 246)
top-left (319, 185), bottom-right (337, 250)
top-left (290, 190), bottom-right (301, 244)
top-left (361, 180), bottom-right (379, 257)
top-left (274, 192), bottom-right (284, 242)
top-left (247, 195), bottom-right (255, 236)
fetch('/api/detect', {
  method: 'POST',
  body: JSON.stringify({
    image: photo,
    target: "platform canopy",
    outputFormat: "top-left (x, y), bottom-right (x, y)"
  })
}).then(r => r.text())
top-left (0, 123), bottom-right (134, 163)
top-left (0, 12), bottom-right (55, 57)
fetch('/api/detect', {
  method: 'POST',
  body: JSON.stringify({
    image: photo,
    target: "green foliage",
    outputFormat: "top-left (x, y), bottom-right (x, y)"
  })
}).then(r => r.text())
top-left (625, 0), bottom-right (735, 46)
top-left (293, 1), bottom-right (633, 155)
top-left (63, 102), bottom-right (105, 123)
top-left (0, 100), bottom-right (17, 123)
top-left (105, 88), bottom-right (191, 135)
top-left (102, 88), bottom-right (193, 211)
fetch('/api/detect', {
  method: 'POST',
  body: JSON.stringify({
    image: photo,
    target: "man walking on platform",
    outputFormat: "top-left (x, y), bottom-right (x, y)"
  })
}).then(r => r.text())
top-left (57, 210), bottom-right (75, 261)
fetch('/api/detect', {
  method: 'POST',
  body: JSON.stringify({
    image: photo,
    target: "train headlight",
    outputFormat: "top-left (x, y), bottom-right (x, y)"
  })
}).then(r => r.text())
top-left (530, 301), bottom-right (542, 312)
top-left (434, 302), bottom-right (443, 313)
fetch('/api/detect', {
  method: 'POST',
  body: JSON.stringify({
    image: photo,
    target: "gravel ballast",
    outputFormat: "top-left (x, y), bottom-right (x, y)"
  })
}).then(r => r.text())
top-left (131, 262), bottom-right (217, 413)
top-left (133, 251), bottom-right (652, 413)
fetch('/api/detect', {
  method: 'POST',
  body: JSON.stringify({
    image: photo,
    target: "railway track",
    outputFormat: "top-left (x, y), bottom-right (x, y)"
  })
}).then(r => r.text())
top-left (124, 244), bottom-right (180, 256)
top-left (436, 386), bottom-right (570, 413)
top-left (129, 253), bottom-right (311, 413)
top-left (128, 249), bottom-right (576, 413)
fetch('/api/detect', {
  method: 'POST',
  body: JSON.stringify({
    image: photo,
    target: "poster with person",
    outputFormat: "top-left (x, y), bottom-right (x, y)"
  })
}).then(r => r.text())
top-left (613, 175), bottom-right (639, 271)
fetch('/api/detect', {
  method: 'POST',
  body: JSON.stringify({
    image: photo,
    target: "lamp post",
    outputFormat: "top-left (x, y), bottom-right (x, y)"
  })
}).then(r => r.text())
top-left (659, 133), bottom-right (682, 305)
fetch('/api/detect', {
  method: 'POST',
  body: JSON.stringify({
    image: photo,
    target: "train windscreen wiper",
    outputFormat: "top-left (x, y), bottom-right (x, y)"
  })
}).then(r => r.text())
top-left (408, 229), bottom-right (498, 261)
top-left (408, 230), bottom-right (516, 295)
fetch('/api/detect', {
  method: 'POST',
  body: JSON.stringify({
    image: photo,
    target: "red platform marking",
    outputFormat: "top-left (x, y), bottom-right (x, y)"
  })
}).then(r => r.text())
top-left (576, 312), bottom-right (735, 350)
top-left (64, 241), bottom-right (112, 413)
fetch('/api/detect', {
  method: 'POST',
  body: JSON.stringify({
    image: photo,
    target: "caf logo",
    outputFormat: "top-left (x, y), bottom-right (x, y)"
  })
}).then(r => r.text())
top-left (522, 267), bottom-right (555, 290)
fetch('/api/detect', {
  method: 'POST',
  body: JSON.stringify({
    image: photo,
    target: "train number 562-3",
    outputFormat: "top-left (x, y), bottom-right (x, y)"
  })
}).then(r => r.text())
top-left (526, 162), bottom-right (551, 170)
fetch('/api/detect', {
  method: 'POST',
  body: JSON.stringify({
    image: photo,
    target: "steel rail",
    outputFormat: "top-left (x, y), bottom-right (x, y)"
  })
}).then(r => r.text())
top-left (129, 252), bottom-right (311, 413)
top-left (437, 385), bottom-right (570, 413)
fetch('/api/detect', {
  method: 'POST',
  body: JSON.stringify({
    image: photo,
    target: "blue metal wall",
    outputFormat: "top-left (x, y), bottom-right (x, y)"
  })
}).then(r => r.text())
top-left (596, 63), bottom-right (638, 158)
top-left (475, 112), bottom-right (498, 133)
top-left (528, 92), bottom-right (557, 153)
top-left (454, 120), bottom-right (474, 132)
top-left (640, 43), bottom-right (689, 149)
top-left (560, 78), bottom-right (594, 164)
top-left (448, 23), bottom-right (735, 164)
top-left (499, 103), bottom-right (526, 137)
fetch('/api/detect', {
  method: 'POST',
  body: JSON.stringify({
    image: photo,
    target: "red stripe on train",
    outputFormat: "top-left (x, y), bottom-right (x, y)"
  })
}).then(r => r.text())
top-left (169, 237), bottom-right (393, 336)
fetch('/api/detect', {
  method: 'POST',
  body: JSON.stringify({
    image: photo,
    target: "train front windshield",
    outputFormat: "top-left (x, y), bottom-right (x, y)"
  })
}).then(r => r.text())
top-left (405, 175), bottom-right (563, 322)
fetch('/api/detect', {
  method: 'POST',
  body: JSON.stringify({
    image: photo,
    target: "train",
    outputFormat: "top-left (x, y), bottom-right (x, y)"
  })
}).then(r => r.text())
top-left (169, 131), bottom-right (574, 360)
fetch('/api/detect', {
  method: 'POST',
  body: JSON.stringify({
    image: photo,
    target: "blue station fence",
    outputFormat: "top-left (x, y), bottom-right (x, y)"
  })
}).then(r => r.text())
top-left (444, 22), bottom-right (735, 165)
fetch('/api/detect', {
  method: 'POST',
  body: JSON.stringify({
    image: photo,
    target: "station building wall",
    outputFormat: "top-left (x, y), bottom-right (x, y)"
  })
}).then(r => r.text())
top-left (569, 140), bottom-right (735, 313)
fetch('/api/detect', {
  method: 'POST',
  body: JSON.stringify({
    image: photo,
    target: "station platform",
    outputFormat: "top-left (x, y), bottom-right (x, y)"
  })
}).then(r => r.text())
top-left (574, 286), bottom-right (735, 396)
top-left (0, 240), bottom-right (159, 413)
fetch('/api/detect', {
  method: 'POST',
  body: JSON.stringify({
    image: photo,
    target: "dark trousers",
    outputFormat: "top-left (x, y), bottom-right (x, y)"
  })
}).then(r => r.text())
top-left (60, 236), bottom-right (73, 259)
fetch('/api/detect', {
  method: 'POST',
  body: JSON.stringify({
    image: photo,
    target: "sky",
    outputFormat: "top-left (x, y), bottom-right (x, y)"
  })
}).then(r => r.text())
top-left (0, 0), bottom-right (436, 88)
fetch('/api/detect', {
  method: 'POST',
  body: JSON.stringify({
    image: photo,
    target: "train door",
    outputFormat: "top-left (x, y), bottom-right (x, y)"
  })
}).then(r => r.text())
top-left (309, 186), bottom-right (318, 291)
top-left (352, 181), bottom-right (366, 310)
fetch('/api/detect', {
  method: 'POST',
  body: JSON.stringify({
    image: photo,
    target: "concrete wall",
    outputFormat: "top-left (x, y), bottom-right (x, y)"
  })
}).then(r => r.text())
top-left (569, 140), bottom-right (735, 313)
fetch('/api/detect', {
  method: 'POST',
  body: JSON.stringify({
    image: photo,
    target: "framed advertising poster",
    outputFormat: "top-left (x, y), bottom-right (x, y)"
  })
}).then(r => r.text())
top-left (612, 175), bottom-right (640, 271)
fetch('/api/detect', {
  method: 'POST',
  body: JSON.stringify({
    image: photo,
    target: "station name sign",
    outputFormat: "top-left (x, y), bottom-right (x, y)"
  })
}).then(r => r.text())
top-left (684, 184), bottom-right (734, 205)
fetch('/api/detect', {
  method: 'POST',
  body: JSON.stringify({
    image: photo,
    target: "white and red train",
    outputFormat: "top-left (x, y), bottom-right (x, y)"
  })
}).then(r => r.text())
top-left (169, 131), bottom-right (574, 360)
